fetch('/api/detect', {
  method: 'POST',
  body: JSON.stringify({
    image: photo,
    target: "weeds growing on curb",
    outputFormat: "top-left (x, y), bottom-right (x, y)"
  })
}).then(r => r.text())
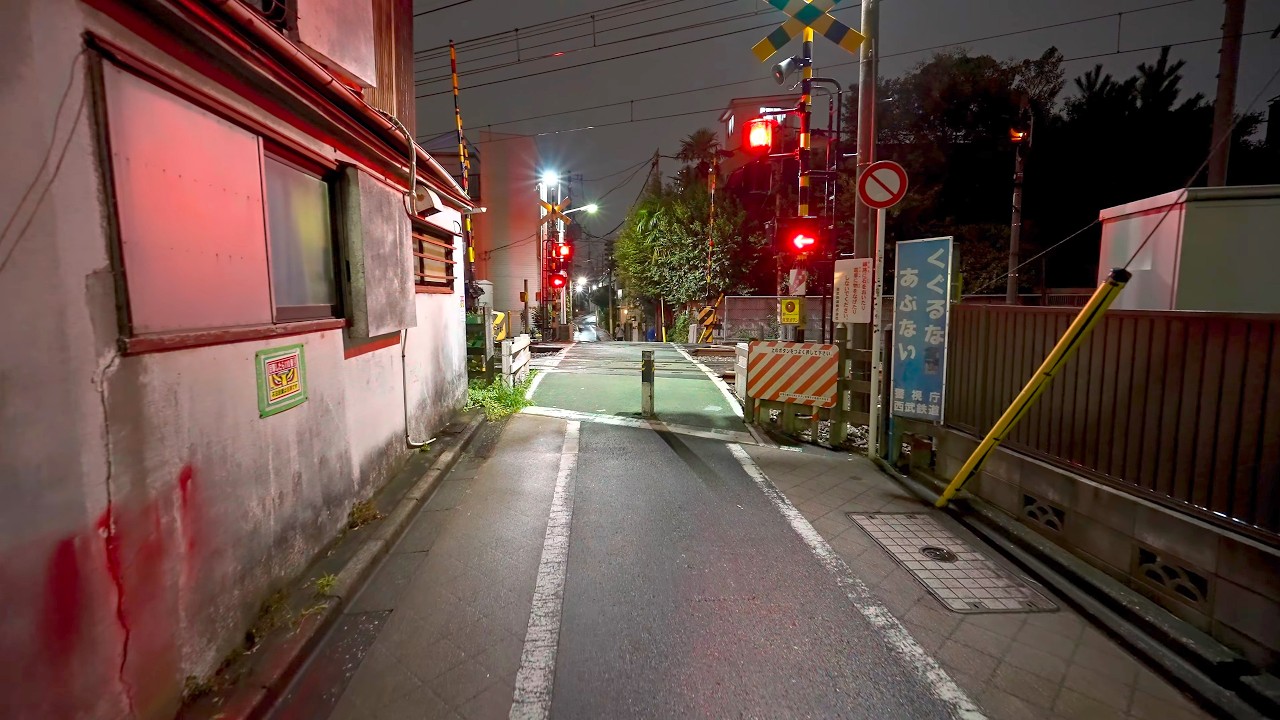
top-left (465, 372), bottom-right (536, 421)
top-left (347, 499), bottom-right (382, 529)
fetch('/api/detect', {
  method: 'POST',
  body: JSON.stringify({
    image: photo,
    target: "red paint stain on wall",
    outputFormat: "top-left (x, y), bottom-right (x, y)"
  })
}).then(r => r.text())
top-left (41, 537), bottom-right (84, 662)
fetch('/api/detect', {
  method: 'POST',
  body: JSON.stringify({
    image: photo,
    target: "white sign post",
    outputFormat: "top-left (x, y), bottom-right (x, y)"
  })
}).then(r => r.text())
top-left (833, 258), bottom-right (873, 324)
top-left (858, 161), bottom-right (910, 458)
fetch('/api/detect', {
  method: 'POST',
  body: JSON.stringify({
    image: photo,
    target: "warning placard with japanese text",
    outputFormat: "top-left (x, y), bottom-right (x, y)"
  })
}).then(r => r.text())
top-left (256, 344), bottom-right (308, 417)
top-left (890, 237), bottom-right (953, 422)
top-left (832, 258), bottom-right (873, 324)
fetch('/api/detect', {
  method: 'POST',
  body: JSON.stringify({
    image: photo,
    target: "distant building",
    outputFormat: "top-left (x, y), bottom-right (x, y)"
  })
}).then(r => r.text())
top-left (0, 0), bottom-right (469, 717)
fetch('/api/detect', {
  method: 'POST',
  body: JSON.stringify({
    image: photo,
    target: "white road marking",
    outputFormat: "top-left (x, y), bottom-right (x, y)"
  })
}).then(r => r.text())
top-left (521, 405), bottom-right (757, 445)
top-left (510, 420), bottom-right (580, 720)
top-left (727, 444), bottom-right (987, 720)
top-left (525, 343), bottom-right (573, 400)
top-left (672, 343), bottom-right (744, 418)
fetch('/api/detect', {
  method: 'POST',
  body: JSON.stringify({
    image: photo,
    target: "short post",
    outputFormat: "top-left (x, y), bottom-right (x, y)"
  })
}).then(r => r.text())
top-left (641, 350), bottom-right (655, 418)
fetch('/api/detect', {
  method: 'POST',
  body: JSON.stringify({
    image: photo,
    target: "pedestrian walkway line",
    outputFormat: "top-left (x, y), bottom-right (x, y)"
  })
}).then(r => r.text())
top-left (671, 344), bottom-right (745, 418)
top-left (671, 343), bottom-right (776, 447)
top-left (727, 444), bottom-right (987, 720)
top-left (521, 405), bottom-right (757, 445)
top-left (525, 343), bottom-right (572, 400)
top-left (510, 420), bottom-right (580, 720)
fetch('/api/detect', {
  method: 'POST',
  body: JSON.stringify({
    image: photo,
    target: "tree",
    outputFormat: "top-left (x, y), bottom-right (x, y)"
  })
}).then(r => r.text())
top-left (676, 128), bottom-right (720, 184)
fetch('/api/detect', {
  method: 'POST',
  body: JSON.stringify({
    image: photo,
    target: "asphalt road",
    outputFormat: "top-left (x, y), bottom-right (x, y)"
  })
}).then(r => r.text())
top-left (267, 345), bottom-right (975, 719)
top-left (553, 422), bottom-right (956, 719)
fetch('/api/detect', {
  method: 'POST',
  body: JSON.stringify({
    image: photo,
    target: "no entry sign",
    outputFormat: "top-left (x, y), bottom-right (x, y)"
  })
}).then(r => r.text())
top-left (858, 161), bottom-right (909, 210)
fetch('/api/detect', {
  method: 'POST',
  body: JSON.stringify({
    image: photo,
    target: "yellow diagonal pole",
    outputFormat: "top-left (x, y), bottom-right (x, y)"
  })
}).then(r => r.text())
top-left (934, 268), bottom-right (1132, 508)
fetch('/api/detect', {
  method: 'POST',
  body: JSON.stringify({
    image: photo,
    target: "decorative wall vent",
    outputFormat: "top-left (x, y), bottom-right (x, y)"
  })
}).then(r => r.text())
top-left (1022, 494), bottom-right (1065, 532)
top-left (1134, 546), bottom-right (1211, 610)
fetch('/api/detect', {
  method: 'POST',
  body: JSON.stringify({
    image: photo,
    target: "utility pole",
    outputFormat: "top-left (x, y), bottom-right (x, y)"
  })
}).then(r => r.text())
top-left (1006, 136), bottom-right (1026, 304)
top-left (1208, 0), bottom-right (1246, 186)
top-left (852, 0), bottom-right (878, 263)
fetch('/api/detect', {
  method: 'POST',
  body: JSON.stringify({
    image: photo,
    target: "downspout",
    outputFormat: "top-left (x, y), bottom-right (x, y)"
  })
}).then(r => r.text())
top-left (400, 330), bottom-right (434, 449)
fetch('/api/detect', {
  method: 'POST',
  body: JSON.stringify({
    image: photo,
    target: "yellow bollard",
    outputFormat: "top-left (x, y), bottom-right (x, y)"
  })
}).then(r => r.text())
top-left (935, 268), bottom-right (1131, 508)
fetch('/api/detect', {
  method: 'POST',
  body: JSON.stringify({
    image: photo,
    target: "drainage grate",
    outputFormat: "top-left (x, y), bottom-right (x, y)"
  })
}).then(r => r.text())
top-left (848, 512), bottom-right (1058, 614)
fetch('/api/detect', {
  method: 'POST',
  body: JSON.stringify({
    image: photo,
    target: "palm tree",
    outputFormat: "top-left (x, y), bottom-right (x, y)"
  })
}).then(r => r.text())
top-left (676, 128), bottom-right (720, 183)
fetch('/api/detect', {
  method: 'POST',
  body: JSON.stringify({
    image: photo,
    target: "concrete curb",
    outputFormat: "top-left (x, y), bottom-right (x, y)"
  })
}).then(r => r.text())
top-left (871, 457), bottom-right (1279, 720)
top-left (180, 411), bottom-right (486, 720)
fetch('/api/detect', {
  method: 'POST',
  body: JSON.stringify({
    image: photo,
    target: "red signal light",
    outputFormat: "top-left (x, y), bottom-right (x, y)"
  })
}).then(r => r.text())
top-left (549, 272), bottom-right (568, 289)
top-left (777, 216), bottom-right (822, 256)
top-left (745, 118), bottom-right (775, 153)
top-left (556, 242), bottom-right (573, 259)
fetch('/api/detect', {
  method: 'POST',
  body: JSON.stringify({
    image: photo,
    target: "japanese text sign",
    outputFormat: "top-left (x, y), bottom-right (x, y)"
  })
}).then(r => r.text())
top-left (256, 344), bottom-right (308, 417)
top-left (832, 258), bottom-right (872, 323)
top-left (891, 237), bottom-right (953, 422)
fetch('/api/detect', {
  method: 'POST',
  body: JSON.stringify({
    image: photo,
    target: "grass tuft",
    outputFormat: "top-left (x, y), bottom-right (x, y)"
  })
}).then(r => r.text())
top-left (465, 372), bottom-right (536, 421)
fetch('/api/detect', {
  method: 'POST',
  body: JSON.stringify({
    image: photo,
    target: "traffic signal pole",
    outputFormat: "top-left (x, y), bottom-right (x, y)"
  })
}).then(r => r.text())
top-left (795, 26), bottom-right (813, 342)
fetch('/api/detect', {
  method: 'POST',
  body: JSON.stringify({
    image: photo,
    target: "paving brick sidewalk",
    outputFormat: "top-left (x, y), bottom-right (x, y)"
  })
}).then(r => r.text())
top-left (743, 443), bottom-right (1210, 720)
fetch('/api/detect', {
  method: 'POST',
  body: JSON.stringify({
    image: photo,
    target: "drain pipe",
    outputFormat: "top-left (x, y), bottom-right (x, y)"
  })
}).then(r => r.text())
top-left (401, 329), bottom-right (435, 449)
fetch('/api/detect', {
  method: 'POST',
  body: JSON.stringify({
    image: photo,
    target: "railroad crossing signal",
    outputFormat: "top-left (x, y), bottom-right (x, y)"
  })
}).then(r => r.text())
top-left (540, 199), bottom-right (573, 227)
top-left (752, 0), bottom-right (866, 62)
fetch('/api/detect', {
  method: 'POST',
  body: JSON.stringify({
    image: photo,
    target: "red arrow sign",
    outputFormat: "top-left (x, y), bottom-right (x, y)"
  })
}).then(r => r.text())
top-left (858, 161), bottom-right (909, 210)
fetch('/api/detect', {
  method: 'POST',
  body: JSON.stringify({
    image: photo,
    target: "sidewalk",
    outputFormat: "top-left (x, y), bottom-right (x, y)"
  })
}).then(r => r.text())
top-left (742, 442), bottom-right (1209, 720)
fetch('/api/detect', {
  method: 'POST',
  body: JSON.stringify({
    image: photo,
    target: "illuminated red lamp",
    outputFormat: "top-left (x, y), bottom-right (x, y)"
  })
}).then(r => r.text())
top-left (548, 272), bottom-right (568, 289)
top-left (745, 118), bottom-right (776, 153)
top-left (790, 233), bottom-right (816, 251)
top-left (555, 242), bottom-right (573, 259)
top-left (1009, 128), bottom-right (1029, 144)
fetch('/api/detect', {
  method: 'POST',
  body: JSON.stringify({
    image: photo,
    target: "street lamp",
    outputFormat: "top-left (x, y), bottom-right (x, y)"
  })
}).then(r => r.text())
top-left (564, 203), bottom-right (598, 215)
top-left (541, 171), bottom-right (559, 185)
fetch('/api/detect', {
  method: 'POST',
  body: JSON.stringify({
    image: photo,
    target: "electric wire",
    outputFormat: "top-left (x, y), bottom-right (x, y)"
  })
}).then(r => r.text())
top-left (417, 0), bottom-right (1204, 135)
top-left (415, 0), bottom-right (1194, 98)
top-left (0, 52), bottom-right (88, 276)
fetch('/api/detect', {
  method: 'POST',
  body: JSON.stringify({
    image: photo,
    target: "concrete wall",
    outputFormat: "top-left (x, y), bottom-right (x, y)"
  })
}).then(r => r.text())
top-left (472, 130), bottom-right (540, 333)
top-left (935, 429), bottom-right (1280, 674)
top-left (0, 2), bottom-right (465, 717)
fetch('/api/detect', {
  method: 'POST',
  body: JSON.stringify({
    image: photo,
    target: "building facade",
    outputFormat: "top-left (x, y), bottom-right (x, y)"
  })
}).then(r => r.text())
top-left (0, 0), bottom-right (469, 717)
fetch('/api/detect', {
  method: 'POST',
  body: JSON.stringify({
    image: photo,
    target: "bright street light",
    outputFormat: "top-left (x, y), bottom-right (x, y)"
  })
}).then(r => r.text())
top-left (576, 276), bottom-right (588, 290)
top-left (564, 203), bottom-right (598, 215)
top-left (541, 171), bottom-right (559, 185)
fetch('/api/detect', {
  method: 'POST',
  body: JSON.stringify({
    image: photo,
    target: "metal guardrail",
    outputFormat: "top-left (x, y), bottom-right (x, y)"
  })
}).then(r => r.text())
top-left (945, 304), bottom-right (1280, 540)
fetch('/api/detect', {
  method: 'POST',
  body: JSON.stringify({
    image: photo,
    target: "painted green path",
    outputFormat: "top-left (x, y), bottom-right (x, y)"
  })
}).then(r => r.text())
top-left (529, 342), bottom-right (746, 432)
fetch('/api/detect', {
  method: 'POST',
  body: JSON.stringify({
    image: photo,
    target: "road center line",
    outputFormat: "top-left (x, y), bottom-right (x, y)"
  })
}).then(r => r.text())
top-left (510, 420), bottom-right (580, 720)
top-left (727, 444), bottom-right (987, 720)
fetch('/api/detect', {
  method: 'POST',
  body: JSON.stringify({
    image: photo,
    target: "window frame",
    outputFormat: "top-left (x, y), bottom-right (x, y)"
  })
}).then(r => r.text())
top-left (412, 218), bottom-right (458, 295)
top-left (261, 148), bottom-right (343, 323)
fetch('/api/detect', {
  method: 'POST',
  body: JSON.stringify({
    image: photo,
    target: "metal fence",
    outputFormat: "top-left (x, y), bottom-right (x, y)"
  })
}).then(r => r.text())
top-left (945, 304), bottom-right (1280, 539)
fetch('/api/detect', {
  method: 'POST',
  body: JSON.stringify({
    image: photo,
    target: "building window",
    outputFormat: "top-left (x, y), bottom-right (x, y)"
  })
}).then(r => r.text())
top-left (413, 219), bottom-right (456, 294)
top-left (264, 157), bottom-right (340, 320)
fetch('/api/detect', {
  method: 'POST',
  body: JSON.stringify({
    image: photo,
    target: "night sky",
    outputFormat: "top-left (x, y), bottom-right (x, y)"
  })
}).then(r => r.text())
top-left (412, 0), bottom-right (1279, 244)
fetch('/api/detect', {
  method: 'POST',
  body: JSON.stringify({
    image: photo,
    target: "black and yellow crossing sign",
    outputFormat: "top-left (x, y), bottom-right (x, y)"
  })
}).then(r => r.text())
top-left (539, 199), bottom-right (573, 227)
top-left (752, 0), bottom-right (865, 62)
top-left (697, 295), bottom-right (724, 343)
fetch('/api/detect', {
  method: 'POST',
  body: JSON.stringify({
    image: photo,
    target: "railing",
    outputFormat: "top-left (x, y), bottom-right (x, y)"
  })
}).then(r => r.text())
top-left (501, 334), bottom-right (532, 388)
top-left (945, 304), bottom-right (1280, 539)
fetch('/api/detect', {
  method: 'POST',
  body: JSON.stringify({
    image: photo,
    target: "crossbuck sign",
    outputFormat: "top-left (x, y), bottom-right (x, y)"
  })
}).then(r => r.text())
top-left (753, 0), bottom-right (866, 62)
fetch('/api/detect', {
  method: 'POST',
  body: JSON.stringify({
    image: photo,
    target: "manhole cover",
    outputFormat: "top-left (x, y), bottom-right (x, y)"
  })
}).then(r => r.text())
top-left (847, 512), bottom-right (1057, 614)
top-left (920, 546), bottom-right (958, 562)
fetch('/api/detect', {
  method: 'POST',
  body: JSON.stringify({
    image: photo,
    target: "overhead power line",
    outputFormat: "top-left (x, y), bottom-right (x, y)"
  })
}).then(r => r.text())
top-left (419, 28), bottom-right (1268, 149)
top-left (413, 0), bottom-right (475, 17)
top-left (414, 0), bottom-right (1192, 99)
top-left (419, 0), bottom-right (1202, 137)
top-left (414, 0), bottom-right (767, 83)
top-left (415, 0), bottom-right (681, 58)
